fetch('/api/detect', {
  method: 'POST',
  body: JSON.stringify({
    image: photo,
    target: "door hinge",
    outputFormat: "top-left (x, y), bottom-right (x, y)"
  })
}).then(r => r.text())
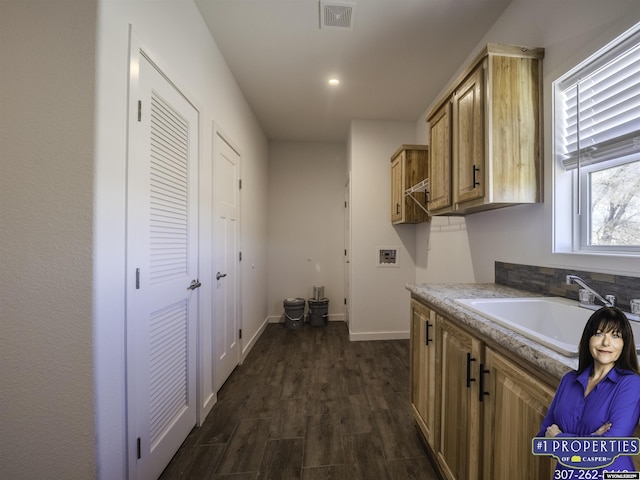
top-left (135, 268), bottom-right (140, 290)
top-left (239, 179), bottom-right (242, 189)
top-left (239, 328), bottom-right (242, 339)
top-left (137, 100), bottom-right (142, 122)
top-left (239, 252), bottom-right (242, 261)
top-left (137, 437), bottom-right (141, 459)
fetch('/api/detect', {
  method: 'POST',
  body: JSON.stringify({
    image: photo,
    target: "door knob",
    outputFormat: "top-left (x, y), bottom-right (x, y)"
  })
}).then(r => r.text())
top-left (187, 279), bottom-right (202, 290)
top-left (216, 272), bottom-right (227, 280)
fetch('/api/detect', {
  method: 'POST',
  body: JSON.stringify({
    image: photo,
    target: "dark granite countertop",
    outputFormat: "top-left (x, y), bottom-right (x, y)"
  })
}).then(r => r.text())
top-left (406, 283), bottom-right (578, 380)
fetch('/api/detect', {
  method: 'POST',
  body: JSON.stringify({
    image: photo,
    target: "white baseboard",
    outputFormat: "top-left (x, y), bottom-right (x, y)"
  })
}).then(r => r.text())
top-left (267, 314), bottom-right (406, 341)
top-left (348, 330), bottom-right (410, 341)
top-left (241, 316), bottom-right (269, 361)
top-left (267, 313), bottom-right (346, 324)
top-left (198, 392), bottom-right (217, 426)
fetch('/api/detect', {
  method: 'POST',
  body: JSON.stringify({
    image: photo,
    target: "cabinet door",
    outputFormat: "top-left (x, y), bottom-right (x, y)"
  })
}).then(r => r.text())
top-left (410, 300), bottom-right (439, 446)
top-left (404, 148), bottom-right (430, 222)
top-left (453, 65), bottom-right (484, 206)
top-left (482, 347), bottom-right (556, 480)
top-left (428, 103), bottom-right (452, 212)
top-left (391, 153), bottom-right (403, 223)
top-left (489, 55), bottom-right (542, 204)
top-left (438, 317), bottom-right (482, 480)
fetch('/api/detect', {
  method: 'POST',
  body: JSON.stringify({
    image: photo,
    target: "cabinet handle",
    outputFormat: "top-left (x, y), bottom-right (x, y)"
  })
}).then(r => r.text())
top-left (466, 352), bottom-right (476, 387)
top-left (472, 165), bottom-right (480, 188)
top-left (396, 203), bottom-right (400, 215)
top-left (478, 363), bottom-right (490, 401)
top-left (425, 320), bottom-right (433, 345)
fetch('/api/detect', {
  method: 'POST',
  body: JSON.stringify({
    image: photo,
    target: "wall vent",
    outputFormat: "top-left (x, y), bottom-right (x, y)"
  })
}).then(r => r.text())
top-left (320, 1), bottom-right (356, 30)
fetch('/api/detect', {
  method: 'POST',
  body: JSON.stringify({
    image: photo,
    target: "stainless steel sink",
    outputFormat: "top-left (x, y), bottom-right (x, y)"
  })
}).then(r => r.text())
top-left (453, 297), bottom-right (640, 357)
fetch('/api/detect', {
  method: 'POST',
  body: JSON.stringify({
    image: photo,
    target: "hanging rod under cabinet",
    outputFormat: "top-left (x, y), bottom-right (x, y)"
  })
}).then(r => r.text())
top-left (404, 178), bottom-right (430, 215)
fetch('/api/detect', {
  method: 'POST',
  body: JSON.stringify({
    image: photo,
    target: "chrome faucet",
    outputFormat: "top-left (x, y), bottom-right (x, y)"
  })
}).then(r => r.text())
top-left (566, 275), bottom-right (615, 307)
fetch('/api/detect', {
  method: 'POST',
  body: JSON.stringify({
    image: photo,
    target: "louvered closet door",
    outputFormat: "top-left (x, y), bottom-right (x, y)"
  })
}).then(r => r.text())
top-left (127, 53), bottom-right (199, 480)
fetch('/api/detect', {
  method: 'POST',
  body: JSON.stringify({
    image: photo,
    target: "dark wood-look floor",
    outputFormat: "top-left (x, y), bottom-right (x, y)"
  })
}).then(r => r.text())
top-left (159, 321), bottom-right (438, 479)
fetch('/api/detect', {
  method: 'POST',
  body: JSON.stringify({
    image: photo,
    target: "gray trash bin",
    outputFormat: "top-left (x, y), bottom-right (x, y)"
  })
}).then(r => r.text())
top-left (283, 297), bottom-right (305, 330)
top-left (307, 298), bottom-right (329, 327)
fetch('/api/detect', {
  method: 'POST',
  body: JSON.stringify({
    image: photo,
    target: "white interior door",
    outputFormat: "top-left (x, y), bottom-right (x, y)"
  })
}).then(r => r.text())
top-left (213, 129), bottom-right (240, 392)
top-left (344, 178), bottom-right (351, 325)
top-left (127, 51), bottom-right (199, 480)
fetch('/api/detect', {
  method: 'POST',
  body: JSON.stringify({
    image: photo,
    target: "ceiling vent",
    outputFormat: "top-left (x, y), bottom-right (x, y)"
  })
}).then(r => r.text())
top-left (320, 1), bottom-right (356, 30)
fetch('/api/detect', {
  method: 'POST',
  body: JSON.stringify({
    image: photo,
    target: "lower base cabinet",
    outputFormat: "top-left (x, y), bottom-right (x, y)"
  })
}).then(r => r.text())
top-left (410, 297), bottom-right (558, 480)
top-left (438, 317), bottom-right (482, 480)
top-left (482, 346), bottom-right (556, 479)
top-left (410, 300), bottom-right (439, 446)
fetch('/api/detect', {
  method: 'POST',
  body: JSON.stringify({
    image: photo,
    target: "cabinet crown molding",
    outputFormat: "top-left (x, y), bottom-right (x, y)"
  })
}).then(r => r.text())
top-left (425, 43), bottom-right (545, 122)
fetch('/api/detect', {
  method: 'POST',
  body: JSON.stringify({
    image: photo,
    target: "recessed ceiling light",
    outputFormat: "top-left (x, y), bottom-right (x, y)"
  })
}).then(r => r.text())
top-left (328, 78), bottom-right (340, 86)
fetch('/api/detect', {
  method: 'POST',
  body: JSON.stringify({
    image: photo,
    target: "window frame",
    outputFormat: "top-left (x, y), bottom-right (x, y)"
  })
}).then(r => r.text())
top-left (575, 153), bottom-right (640, 254)
top-left (553, 22), bottom-right (640, 257)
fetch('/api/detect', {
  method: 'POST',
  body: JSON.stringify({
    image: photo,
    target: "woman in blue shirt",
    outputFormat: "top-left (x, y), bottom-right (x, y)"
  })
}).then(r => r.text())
top-left (538, 307), bottom-right (640, 477)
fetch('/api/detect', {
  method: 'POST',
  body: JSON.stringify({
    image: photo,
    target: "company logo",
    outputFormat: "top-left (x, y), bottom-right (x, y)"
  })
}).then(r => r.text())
top-left (532, 437), bottom-right (640, 469)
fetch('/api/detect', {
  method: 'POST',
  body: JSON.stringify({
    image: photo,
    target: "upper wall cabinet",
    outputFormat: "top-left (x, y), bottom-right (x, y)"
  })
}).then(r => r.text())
top-left (391, 144), bottom-right (429, 224)
top-left (426, 44), bottom-right (544, 215)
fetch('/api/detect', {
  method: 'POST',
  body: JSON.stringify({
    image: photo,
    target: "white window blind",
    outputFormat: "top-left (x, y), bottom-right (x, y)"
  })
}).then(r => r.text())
top-left (558, 27), bottom-right (640, 170)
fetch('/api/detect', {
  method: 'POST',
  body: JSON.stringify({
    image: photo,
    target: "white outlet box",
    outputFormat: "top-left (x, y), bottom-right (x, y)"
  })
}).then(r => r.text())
top-left (377, 246), bottom-right (399, 268)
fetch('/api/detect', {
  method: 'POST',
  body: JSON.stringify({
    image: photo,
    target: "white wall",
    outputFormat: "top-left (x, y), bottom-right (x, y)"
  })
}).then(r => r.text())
top-left (416, 0), bottom-right (640, 284)
top-left (0, 1), bottom-right (98, 479)
top-left (94, 1), bottom-right (268, 478)
top-left (415, 216), bottom-right (476, 283)
top-left (4, 1), bottom-right (640, 478)
top-left (267, 142), bottom-right (347, 320)
top-left (348, 120), bottom-right (420, 340)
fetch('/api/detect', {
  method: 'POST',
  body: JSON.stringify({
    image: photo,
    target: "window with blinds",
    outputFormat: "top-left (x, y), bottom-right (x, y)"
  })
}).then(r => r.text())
top-left (554, 22), bottom-right (640, 252)
top-left (557, 29), bottom-right (640, 170)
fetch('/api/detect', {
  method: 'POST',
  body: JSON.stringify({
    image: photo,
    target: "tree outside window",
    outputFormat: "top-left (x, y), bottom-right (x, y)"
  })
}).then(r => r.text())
top-left (589, 160), bottom-right (640, 246)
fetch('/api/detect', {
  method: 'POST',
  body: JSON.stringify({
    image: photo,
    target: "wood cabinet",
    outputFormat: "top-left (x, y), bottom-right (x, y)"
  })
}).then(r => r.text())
top-left (453, 65), bottom-right (484, 207)
top-left (410, 300), bottom-right (439, 446)
top-left (390, 145), bottom-right (429, 224)
top-left (482, 347), bottom-right (556, 480)
top-left (426, 104), bottom-right (451, 212)
top-left (410, 297), bottom-right (558, 480)
top-left (437, 317), bottom-right (482, 480)
top-left (426, 44), bottom-right (544, 215)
